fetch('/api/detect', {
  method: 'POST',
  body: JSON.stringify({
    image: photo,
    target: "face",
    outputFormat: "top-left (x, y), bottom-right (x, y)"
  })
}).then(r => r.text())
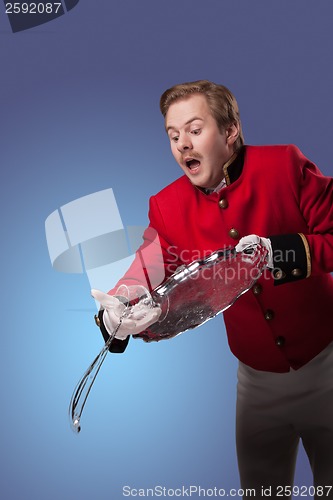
top-left (165, 94), bottom-right (239, 189)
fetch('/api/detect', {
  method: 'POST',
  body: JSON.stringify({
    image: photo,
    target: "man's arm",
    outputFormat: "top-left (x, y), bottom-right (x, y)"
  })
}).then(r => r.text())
top-left (269, 145), bottom-right (333, 285)
top-left (95, 197), bottom-right (182, 352)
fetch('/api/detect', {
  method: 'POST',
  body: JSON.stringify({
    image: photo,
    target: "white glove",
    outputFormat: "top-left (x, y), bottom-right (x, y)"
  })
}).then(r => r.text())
top-left (91, 288), bottom-right (162, 340)
top-left (235, 234), bottom-right (273, 268)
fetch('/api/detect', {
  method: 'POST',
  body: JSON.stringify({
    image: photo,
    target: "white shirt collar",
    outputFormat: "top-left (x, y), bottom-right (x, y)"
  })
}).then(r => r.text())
top-left (204, 177), bottom-right (227, 195)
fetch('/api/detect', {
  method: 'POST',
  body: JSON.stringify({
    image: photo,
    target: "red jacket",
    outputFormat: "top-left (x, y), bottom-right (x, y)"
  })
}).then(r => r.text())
top-left (108, 145), bottom-right (333, 372)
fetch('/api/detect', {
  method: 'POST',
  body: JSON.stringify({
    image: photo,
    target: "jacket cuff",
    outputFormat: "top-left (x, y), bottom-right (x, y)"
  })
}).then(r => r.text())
top-left (94, 309), bottom-right (130, 353)
top-left (268, 233), bottom-right (311, 285)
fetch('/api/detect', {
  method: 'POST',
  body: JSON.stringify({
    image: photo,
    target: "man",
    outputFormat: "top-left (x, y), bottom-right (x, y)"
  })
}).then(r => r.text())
top-left (93, 80), bottom-right (333, 496)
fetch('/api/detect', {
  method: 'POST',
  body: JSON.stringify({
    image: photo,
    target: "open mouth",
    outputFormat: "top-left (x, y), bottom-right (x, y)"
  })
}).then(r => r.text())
top-left (185, 159), bottom-right (201, 170)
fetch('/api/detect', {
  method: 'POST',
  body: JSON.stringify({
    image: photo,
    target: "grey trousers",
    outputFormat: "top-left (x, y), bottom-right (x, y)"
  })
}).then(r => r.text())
top-left (236, 342), bottom-right (333, 499)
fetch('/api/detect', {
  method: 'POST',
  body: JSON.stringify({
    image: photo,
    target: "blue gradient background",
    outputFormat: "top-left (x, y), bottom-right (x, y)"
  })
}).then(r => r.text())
top-left (1, 1), bottom-right (333, 499)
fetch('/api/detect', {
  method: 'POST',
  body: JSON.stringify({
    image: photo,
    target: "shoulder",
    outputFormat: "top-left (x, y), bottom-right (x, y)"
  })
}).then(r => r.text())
top-left (245, 144), bottom-right (302, 160)
top-left (151, 175), bottom-right (194, 203)
top-left (147, 176), bottom-right (197, 237)
top-left (244, 144), bottom-right (307, 177)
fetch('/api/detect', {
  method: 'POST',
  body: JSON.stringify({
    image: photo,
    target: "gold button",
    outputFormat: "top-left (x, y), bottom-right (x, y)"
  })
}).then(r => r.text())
top-left (218, 198), bottom-right (228, 209)
top-left (273, 269), bottom-right (286, 280)
top-left (275, 336), bottom-right (285, 347)
top-left (94, 314), bottom-right (101, 327)
top-left (252, 284), bottom-right (263, 295)
top-left (229, 228), bottom-right (240, 239)
top-left (291, 268), bottom-right (302, 277)
top-left (264, 309), bottom-right (274, 321)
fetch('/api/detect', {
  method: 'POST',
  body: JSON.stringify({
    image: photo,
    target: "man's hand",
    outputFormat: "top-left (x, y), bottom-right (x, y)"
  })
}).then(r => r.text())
top-left (91, 289), bottom-right (161, 340)
top-left (235, 234), bottom-right (273, 268)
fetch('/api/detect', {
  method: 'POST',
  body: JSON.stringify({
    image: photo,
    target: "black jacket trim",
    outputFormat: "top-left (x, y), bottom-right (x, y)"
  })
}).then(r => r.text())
top-left (97, 309), bottom-right (130, 353)
top-left (269, 233), bottom-right (310, 286)
top-left (224, 146), bottom-right (245, 185)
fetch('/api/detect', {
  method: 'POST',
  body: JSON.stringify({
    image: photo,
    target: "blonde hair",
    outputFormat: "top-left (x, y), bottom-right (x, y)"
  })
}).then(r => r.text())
top-left (160, 80), bottom-right (244, 150)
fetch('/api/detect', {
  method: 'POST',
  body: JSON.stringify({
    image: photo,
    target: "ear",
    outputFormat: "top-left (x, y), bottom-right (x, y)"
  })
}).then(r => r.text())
top-left (225, 123), bottom-right (239, 146)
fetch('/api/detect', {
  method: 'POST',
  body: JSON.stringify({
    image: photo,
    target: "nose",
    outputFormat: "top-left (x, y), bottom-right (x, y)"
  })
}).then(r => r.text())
top-left (176, 133), bottom-right (192, 152)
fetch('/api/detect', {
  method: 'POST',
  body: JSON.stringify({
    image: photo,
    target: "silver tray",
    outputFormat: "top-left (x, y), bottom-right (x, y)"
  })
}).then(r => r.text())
top-left (135, 245), bottom-right (267, 341)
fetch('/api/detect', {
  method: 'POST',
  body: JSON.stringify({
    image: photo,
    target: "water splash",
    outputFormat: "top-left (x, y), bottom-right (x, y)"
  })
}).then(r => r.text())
top-left (69, 246), bottom-right (267, 432)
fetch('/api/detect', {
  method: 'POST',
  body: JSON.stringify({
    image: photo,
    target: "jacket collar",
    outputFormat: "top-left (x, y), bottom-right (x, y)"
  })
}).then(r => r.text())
top-left (223, 146), bottom-right (245, 186)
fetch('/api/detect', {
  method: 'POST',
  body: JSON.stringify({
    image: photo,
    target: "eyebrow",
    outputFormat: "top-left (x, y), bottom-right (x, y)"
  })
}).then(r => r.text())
top-left (166, 117), bottom-right (204, 133)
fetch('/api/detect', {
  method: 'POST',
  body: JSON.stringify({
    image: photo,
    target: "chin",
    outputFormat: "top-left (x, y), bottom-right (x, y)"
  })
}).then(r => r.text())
top-left (190, 180), bottom-right (209, 190)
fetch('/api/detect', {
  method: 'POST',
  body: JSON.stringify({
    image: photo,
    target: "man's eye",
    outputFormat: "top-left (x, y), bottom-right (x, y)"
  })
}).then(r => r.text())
top-left (171, 136), bottom-right (179, 142)
top-left (191, 129), bottom-right (201, 135)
